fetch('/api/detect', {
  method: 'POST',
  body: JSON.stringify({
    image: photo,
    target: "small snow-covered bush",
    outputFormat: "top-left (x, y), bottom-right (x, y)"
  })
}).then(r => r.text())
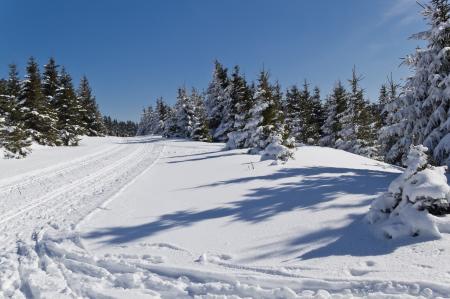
top-left (257, 134), bottom-right (294, 162)
top-left (367, 145), bottom-right (450, 239)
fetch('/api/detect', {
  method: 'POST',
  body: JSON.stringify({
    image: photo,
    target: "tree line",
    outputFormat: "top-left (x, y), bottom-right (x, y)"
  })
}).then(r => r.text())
top-left (0, 57), bottom-right (138, 158)
top-left (138, 0), bottom-right (450, 166)
top-left (137, 63), bottom-right (380, 161)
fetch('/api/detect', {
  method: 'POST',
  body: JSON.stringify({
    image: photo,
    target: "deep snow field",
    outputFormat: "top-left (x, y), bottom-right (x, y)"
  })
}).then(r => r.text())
top-left (1, 136), bottom-right (450, 298)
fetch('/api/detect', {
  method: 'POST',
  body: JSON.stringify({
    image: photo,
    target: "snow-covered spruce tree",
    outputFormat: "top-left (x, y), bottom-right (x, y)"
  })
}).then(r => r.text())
top-left (336, 68), bottom-right (377, 157)
top-left (284, 84), bottom-right (303, 143)
top-left (319, 81), bottom-right (348, 147)
top-left (385, 0), bottom-right (450, 166)
top-left (77, 76), bottom-right (105, 136)
top-left (303, 86), bottom-right (323, 144)
top-left (162, 106), bottom-right (178, 138)
top-left (41, 57), bottom-right (63, 146)
top-left (20, 57), bottom-right (59, 145)
top-left (174, 87), bottom-right (195, 138)
top-left (0, 65), bottom-right (31, 158)
top-left (54, 68), bottom-right (83, 146)
top-left (378, 76), bottom-right (401, 161)
top-left (226, 66), bottom-right (254, 149)
top-left (245, 70), bottom-right (294, 161)
top-left (205, 60), bottom-right (230, 141)
top-left (136, 106), bottom-right (153, 136)
top-left (336, 69), bottom-right (362, 152)
top-left (190, 88), bottom-right (211, 142)
top-left (367, 145), bottom-right (450, 238)
top-left (155, 97), bottom-right (170, 135)
top-left (424, 0), bottom-right (450, 166)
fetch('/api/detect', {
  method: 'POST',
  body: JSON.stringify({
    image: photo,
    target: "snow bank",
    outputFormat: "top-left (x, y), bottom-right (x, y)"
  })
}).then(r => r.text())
top-left (367, 145), bottom-right (450, 239)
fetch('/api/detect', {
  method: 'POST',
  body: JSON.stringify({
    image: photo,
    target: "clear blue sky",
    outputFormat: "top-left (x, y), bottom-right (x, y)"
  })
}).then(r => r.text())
top-left (0, 0), bottom-right (426, 121)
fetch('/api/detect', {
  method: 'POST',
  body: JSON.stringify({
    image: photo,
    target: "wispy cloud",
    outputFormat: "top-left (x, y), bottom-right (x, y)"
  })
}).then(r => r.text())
top-left (381, 0), bottom-right (422, 26)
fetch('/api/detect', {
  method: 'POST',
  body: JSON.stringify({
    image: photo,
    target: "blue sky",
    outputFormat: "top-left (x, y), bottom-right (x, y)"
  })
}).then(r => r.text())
top-left (1, 0), bottom-right (426, 121)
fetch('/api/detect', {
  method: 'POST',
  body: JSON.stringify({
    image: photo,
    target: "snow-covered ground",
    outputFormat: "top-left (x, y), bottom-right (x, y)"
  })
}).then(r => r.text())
top-left (1, 136), bottom-right (450, 298)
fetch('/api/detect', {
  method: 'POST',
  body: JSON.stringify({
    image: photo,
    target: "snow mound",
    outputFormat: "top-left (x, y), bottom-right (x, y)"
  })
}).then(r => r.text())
top-left (367, 145), bottom-right (450, 239)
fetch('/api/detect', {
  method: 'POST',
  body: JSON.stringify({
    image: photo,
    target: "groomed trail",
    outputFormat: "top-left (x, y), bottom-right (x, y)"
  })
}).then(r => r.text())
top-left (1, 136), bottom-right (450, 298)
top-left (0, 137), bottom-right (165, 252)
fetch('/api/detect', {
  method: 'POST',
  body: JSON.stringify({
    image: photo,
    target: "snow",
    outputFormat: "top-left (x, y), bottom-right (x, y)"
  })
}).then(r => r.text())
top-left (367, 145), bottom-right (450, 239)
top-left (2, 136), bottom-right (450, 298)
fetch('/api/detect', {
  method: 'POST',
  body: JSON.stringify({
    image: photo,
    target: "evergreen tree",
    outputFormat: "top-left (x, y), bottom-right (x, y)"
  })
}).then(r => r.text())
top-left (20, 57), bottom-right (59, 145)
top-left (284, 85), bottom-right (302, 143)
top-left (77, 76), bottom-right (105, 136)
top-left (319, 81), bottom-right (347, 147)
top-left (303, 85), bottom-right (323, 144)
top-left (385, 0), bottom-right (450, 165)
top-left (155, 97), bottom-right (170, 134)
top-left (41, 57), bottom-right (62, 145)
top-left (245, 71), bottom-right (293, 160)
top-left (162, 106), bottom-right (178, 138)
top-left (174, 87), bottom-right (195, 138)
top-left (190, 88), bottom-right (211, 141)
top-left (205, 60), bottom-right (229, 141)
top-left (0, 65), bottom-right (31, 157)
top-left (378, 76), bottom-right (400, 160)
top-left (226, 66), bottom-right (253, 149)
top-left (55, 68), bottom-right (83, 145)
top-left (336, 68), bottom-right (376, 156)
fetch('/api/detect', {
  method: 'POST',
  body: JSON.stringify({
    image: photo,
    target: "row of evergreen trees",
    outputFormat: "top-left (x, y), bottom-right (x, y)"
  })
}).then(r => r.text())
top-left (138, 0), bottom-right (450, 166)
top-left (103, 116), bottom-right (138, 137)
top-left (137, 62), bottom-right (381, 161)
top-left (0, 57), bottom-right (106, 158)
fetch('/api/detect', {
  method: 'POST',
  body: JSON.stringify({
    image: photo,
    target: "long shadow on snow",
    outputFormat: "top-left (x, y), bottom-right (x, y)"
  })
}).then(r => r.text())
top-left (114, 137), bottom-right (162, 144)
top-left (84, 167), bottom-right (400, 249)
top-left (167, 151), bottom-right (244, 164)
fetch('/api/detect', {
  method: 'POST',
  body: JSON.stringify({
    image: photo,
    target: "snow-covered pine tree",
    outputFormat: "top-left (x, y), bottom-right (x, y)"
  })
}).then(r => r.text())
top-left (384, 0), bottom-right (450, 166)
top-left (205, 60), bottom-right (230, 141)
top-left (422, 0), bottom-right (450, 166)
top-left (155, 97), bottom-right (169, 135)
top-left (41, 57), bottom-right (63, 146)
top-left (319, 81), bottom-right (347, 147)
top-left (245, 70), bottom-right (293, 161)
top-left (190, 88), bottom-right (211, 142)
top-left (0, 65), bottom-right (31, 158)
top-left (226, 66), bottom-right (253, 149)
top-left (284, 85), bottom-right (302, 143)
top-left (20, 57), bottom-right (59, 145)
top-left (357, 97), bottom-right (379, 158)
top-left (55, 68), bottom-right (83, 146)
top-left (336, 67), bottom-right (376, 156)
top-left (377, 84), bottom-right (388, 128)
top-left (136, 106), bottom-right (154, 136)
top-left (367, 145), bottom-right (450, 238)
top-left (162, 106), bottom-right (178, 138)
top-left (77, 76), bottom-right (105, 136)
top-left (304, 86), bottom-right (323, 144)
top-left (174, 87), bottom-right (195, 138)
top-left (378, 76), bottom-right (401, 161)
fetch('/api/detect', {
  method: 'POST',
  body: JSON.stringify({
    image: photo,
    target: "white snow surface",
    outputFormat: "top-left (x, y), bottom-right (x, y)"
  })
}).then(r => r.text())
top-left (1, 136), bottom-right (450, 298)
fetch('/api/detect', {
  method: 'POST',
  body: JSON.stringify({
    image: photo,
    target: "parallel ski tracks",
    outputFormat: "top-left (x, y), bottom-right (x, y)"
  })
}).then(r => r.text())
top-left (0, 140), bottom-right (164, 251)
top-left (0, 143), bottom-right (125, 194)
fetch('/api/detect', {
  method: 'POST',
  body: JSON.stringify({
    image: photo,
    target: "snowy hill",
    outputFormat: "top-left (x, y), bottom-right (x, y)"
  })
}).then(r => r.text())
top-left (1, 136), bottom-right (450, 298)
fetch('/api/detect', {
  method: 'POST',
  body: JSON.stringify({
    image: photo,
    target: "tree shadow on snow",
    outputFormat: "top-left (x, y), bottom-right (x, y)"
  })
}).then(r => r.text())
top-left (84, 166), bottom-right (409, 256)
top-left (114, 137), bottom-right (162, 144)
top-left (167, 151), bottom-right (244, 164)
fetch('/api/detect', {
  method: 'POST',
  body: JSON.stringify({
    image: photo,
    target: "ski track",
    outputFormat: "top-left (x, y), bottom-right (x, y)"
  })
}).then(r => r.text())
top-left (0, 139), bottom-right (165, 252)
